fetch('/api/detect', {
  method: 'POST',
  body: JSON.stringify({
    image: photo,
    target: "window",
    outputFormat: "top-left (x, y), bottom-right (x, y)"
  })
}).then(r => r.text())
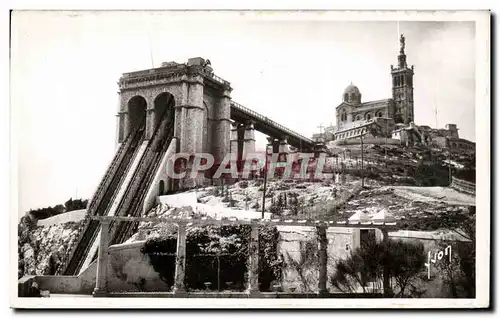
top-left (366, 113), bottom-right (372, 121)
top-left (355, 115), bottom-right (360, 121)
top-left (376, 111), bottom-right (382, 117)
top-left (344, 93), bottom-right (348, 101)
top-left (340, 109), bottom-right (347, 121)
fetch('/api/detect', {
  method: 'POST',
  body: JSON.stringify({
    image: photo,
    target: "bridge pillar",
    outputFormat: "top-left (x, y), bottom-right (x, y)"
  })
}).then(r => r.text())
top-left (212, 89), bottom-right (232, 167)
top-left (230, 122), bottom-right (256, 170)
top-left (278, 138), bottom-right (290, 153)
top-left (177, 77), bottom-right (205, 188)
top-left (267, 137), bottom-right (280, 154)
top-left (180, 78), bottom-right (204, 155)
top-left (242, 122), bottom-right (256, 160)
top-left (229, 122), bottom-right (242, 162)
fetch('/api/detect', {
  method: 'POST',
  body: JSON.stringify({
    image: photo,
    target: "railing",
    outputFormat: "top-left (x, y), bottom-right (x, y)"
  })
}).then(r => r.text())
top-left (86, 131), bottom-right (134, 216)
top-left (109, 124), bottom-right (175, 246)
top-left (69, 129), bottom-right (146, 274)
top-left (205, 72), bottom-right (231, 87)
top-left (450, 176), bottom-right (475, 196)
top-left (107, 107), bottom-right (175, 246)
top-left (94, 215), bottom-right (399, 229)
top-left (230, 101), bottom-right (314, 145)
top-left (122, 63), bottom-right (186, 79)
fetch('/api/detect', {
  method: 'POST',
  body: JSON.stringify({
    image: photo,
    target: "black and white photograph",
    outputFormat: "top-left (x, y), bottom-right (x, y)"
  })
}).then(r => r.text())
top-left (9, 9), bottom-right (490, 309)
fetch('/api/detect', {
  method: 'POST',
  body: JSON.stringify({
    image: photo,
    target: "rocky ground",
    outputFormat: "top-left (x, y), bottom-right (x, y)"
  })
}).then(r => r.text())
top-left (18, 215), bottom-right (84, 278)
top-left (127, 177), bottom-right (362, 243)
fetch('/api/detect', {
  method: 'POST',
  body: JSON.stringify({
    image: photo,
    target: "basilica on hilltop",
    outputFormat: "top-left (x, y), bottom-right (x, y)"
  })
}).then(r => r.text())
top-left (313, 34), bottom-right (415, 143)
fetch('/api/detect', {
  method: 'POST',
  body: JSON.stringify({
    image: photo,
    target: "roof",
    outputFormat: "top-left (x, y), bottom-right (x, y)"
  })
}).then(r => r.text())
top-left (336, 98), bottom-right (392, 110)
top-left (448, 138), bottom-right (475, 144)
top-left (371, 209), bottom-right (396, 222)
top-left (348, 211), bottom-right (371, 222)
top-left (343, 84), bottom-right (361, 95)
top-left (360, 98), bottom-right (392, 107)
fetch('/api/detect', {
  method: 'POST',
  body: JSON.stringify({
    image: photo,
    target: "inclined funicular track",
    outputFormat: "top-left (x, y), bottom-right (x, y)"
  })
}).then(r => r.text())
top-left (108, 123), bottom-right (174, 247)
top-left (85, 106), bottom-right (175, 263)
top-left (62, 121), bottom-right (146, 275)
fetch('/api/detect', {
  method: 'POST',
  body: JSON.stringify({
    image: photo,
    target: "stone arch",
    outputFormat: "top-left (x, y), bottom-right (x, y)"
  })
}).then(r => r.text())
top-left (365, 112), bottom-right (372, 121)
top-left (127, 95), bottom-right (147, 133)
top-left (153, 92), bottom-right (175, 130)
top-left (159, 180), bottom-right (165, 196)
top-left (376, 111), bottom-right (383, 118)
top-left (355, 115), bottom-right (361, 121)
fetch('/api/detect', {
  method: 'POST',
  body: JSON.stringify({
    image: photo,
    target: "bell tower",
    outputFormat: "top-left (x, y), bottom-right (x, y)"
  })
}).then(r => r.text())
top-left (391, 34), bottom-right (414, 125)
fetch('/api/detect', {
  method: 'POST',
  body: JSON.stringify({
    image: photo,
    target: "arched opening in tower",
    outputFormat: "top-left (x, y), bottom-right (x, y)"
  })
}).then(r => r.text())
top-left (153, 92), bottom-right (175, 130)
top-left (159, 180), bottom-right (165, 195)
top-left (128, 96), bottom-right (147, 132)
top-left (202, 102), bottom-right (210, 153)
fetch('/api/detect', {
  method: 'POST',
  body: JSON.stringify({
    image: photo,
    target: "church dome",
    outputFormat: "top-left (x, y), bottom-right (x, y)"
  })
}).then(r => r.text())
top-left (343, 83), bottom-right (360, 95)
top-left (342, 83), bottom-right (362, 104)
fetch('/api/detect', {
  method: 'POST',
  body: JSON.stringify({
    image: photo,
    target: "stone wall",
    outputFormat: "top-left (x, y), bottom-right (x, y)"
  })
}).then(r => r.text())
top-left (279, 227), bottom-right (471, 297)
top-left (278, 227), bottom-right (364, 293)
top-left (333, 136), bottom-right (401, 146)
top-left (18, 261), bottom-right (97, 296)
top-left (107, 241), bottom-right (171, 293)
top-left (388, 231), bottom-right (470, 298)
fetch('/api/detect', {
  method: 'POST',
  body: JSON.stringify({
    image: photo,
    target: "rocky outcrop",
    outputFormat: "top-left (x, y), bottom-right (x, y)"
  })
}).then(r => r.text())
top-left (18, 214), bottom-right (84, 278)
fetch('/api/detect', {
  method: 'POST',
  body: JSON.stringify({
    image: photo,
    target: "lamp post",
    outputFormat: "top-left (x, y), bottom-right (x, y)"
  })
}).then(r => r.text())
top-left (360, 134), bottom-right (365, 188)
top-left (385, 119), bottom-right (388, 167)
top-left (448, 149), bottom-right (452, 185)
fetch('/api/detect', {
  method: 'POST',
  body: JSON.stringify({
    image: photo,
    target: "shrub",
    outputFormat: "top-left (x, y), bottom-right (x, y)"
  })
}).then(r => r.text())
top-left (141, 225), bottom-right (282, 292)
top-left (330, 239), bottom-right (426, 297)
top-left (238, 181), bottom-right (249, 189)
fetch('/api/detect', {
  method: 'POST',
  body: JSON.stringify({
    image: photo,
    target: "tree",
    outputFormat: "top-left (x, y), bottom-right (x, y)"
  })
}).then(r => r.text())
top-left (433, 206), bottom-right (476, 298)
top-left (387, 240), bottom-right (426, 297)
top-left (270, 194), bottom-right (285, 216)
top-left (64, 198), bottom-right (88, 212)
top-left (330, 239), bottom-right (426, 297)
top-left (284, 239), bottom-right (318, 292)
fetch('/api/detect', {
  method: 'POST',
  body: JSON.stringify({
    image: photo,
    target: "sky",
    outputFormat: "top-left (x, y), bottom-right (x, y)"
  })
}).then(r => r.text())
top-left (11, 11), bottom-right (476, 216)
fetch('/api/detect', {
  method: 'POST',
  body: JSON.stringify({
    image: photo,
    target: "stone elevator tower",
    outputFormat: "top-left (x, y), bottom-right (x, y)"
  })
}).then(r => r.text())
top-left (116, 57), bottom-right (232, 165)
top-left (391, 34), bottom-right (415, 125)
